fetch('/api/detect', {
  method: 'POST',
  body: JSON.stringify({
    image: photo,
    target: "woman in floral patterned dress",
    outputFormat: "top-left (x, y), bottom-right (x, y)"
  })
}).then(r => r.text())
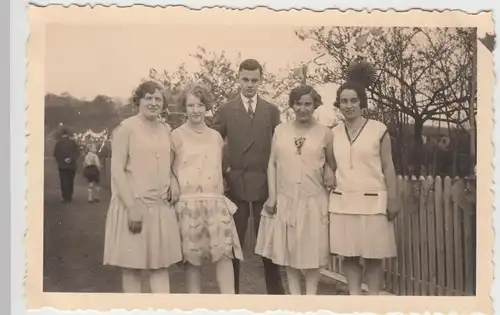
top-left (171, 84), bottom-right (243, 294)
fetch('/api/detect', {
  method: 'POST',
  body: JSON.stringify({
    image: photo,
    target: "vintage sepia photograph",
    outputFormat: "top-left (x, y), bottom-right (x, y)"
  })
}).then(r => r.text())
top-left (26, 6), bottom-right (494, 313)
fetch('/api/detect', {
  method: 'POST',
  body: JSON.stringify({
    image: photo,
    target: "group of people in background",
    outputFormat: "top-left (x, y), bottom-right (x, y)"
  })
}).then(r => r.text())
top-left (98, 58), bottom-right (399, 295)
top-left (53, 129), bottom-right (102, 204)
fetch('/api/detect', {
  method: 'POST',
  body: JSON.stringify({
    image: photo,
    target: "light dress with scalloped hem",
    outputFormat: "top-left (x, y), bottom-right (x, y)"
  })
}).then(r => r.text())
top-left (171, 124), bottom-right (243, 266)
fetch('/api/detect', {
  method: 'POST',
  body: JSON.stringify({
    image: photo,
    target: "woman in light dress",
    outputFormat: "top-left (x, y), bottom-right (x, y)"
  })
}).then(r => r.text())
top-left (103, 81), bottom-right (183, 293)
top-left (328, 78), bottom-right (399, 295)
top-left (170, 84), bottom-right (243, 294)
top-left (255, 85), bottom-right (335, 295)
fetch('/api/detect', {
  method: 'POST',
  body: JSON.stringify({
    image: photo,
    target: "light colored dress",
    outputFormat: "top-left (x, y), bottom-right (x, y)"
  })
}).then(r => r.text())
top-left (171, 124), bottom-right (243, 266)
top-left (255, 122), bottom-right (330, 269)
top-left (103, 116), bottom-right (183, 269)
top-left (329, 119), bottom-right (397, 259)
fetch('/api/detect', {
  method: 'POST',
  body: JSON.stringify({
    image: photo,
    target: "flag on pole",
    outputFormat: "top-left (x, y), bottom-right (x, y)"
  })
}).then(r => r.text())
top-left (292, 64), bottom-right (308, 84)
top-left (149, 68), bottom-right (158, 79)
top-left (292, 66), bottom-right (303, 78)
top-left (302, 64), bottom-right (308, 81)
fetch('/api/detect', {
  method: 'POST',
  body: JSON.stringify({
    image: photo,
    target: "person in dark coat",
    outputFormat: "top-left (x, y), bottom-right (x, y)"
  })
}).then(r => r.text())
top-left (53, 127), bottom-right (80, 202)
top-left (211, 59), bottom-right (284, 295)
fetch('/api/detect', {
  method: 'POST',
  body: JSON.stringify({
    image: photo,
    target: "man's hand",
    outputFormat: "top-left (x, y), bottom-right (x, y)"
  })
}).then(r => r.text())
top-left (386, 197), bottom-right (400, 221)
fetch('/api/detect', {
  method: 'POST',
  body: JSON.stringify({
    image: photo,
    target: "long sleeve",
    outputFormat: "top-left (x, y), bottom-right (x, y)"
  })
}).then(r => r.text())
top-left (221, 142), bottom-right (230, 173)
top-left (71, 140), bottom-right (80, 160)
top-left (53, 138), bottom-right (79, 168)
top-left (53, 141), bottom-right (61, 161)
top-left (271, 104), bottom-right (281, 134)
top-left (211, 105), bottom-right (227, 139)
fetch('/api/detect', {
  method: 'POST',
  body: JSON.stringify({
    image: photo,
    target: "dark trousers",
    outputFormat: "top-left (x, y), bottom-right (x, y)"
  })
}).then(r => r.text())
top-left (232, 199), bottom-right (285, 295)
top-left (58, 168), bottom-right (76, 202)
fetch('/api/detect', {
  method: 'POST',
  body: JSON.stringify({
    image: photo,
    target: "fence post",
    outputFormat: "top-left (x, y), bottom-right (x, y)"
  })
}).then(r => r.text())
top-left (402, 175), bottom-right (414, 294)
top-left (426, 176), bottom-right (438, 295)
top-left (434, 176), bottom-right (446, 295)
top-left (452, 177), bottom-right (465, 295)
top-left (443, 176), bottom-right (455, 295)
top-left (419, 175), bottom-right (430, 295)
top-left (319, 175), bottom-right (474, 297)
top-left (463, 175), bottom-right (476, 295)
top-left (410, 175), bottom-right (421, 294)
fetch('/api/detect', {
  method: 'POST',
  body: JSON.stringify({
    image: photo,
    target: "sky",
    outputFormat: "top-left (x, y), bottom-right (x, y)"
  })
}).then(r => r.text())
top-left (45, 24), bottom-right (484, 127)
top-left (45, 24), bottom-right (338, 105)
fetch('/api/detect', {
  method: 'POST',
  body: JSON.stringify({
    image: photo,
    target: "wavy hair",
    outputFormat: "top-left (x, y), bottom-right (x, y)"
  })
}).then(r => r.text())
top-left (131, 80), bottom-right (167, 108)
top-left (177, 83), bottom-right (214, 112)
top-left (289, 85), bottom-right (323, 109)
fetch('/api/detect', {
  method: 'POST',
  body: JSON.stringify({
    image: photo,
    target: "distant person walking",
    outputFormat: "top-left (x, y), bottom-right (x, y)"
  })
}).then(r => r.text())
top-left (83, 144), bottom-right (101, 203)
top-left (53, 127), bottom-right (80, 203)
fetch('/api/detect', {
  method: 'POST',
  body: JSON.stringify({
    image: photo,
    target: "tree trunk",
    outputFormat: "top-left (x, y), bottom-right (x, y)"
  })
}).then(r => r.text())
top-left (412, 118), bottom-right (424, 176)
top-left (469, 28), bottom-right (477, 175)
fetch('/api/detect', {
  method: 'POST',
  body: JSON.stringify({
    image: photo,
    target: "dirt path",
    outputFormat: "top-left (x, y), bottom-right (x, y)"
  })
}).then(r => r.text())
top-left (43, 158), bottom-right (346, 295)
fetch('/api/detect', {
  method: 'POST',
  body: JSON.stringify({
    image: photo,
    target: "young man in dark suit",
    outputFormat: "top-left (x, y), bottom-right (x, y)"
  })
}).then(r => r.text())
top-left (211, 59), bottom-right (284, 294)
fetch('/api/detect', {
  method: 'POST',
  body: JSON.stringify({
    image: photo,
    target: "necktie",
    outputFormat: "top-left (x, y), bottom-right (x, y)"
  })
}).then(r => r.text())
top-left (247, 98), bottom-right (254, 119)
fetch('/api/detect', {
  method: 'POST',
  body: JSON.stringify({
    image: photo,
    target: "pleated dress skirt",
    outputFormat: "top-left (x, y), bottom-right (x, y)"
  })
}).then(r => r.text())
top-left (103, 196), bottom-right (183, 270)
top-left (328, 190), bottom-right (397, 259)
top-left (255, 192), bottom-right (330, 269)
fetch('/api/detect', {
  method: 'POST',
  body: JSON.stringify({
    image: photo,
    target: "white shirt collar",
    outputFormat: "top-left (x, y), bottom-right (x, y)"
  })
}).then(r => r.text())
top-left (241, 93), bottom-right (258, 111)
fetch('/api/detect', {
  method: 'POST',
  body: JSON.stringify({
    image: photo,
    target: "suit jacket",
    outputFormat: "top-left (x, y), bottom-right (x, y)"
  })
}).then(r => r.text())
top-left (53, 136), bottom-right (80, 170)
top-left (211, 94), bottom-right (281, 202)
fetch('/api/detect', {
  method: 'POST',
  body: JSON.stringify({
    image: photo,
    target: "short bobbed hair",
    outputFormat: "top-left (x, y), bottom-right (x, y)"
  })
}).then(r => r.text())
top-left (334, 80), bottom-right (368, 109)
top-left (132, 80), bottom-right (167, 108)
top-left (288, 85), bottom-right (323, 109)
top-left (238, 59), bottom-right (263, 76)
top-left (177, 84), bottom-right (214, 112)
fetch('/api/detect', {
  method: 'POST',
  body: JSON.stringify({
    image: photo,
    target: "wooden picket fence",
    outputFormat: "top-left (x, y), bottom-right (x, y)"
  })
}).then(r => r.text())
top-left (322, 175), bottom-right (477, 296)
top-left (101, 161), bottom-right (477, 296)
